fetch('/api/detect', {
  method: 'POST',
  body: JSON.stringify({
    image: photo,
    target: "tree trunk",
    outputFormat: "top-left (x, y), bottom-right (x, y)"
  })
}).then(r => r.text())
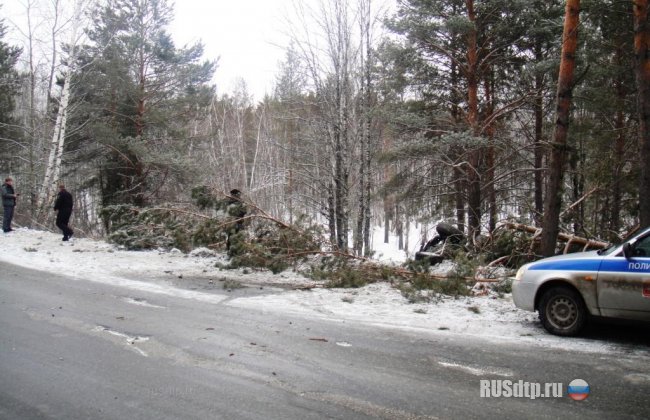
top-left (540, 0), bottom-right (581, 256)
top-left (383, 129), bottom-right (393, 244)
top-left (47, 0), bottom-right (61, 109)
top-left (533, 41), bottom-right (545, 225)
top-left (505, 221), bottom-right (608, 250)
top-left (384, 193), bottom-right (392, 244)
top-left (634, 0), bottom-right (650, 227)
top-left (569, 139), bottom-right (585, 235)
top-left (249, 107), bottom-right (264, 190)
top-left (26, 0), bottom-right (38, 218)
top-left (333, 3), bottom-right (350, 252)
top-left (136, 52), bottom-right (146, 137)
top-left (38, 0), bottom-right (84, 216)
top-left (465, 0), bottom-right (482, 240)
top-left (450, 60), bottom-right (465, 233)
top-left (396, 203), bottom-right (403, 250)
top-left (38, 71), bottom-right (71, 215)
top-left (328, 181), bottom-right (337, 246)
top-left (288, 126), bottom-right (294, 225)
top-left (610, 40), bottom-right (627, 236)
top-left (334, 126), bottom-right (348, 250)
top-left (454, 169), bottom-right (466, 233)
top-left (363, 170), bottom-right (372, 256)
top-left (484, 73), bottom-right (497, 233)
top-left (353, 13), bottom-right (365, 257)
top-left (355, 4), bottom-right (369, 256)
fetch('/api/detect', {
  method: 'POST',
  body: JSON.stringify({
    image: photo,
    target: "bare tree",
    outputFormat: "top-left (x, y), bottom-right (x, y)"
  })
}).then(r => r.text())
top-left (46, 0), bottom-right (62, 108)
top-left (353, 0), bottom-right (378, 257)
top-left (288, 0), bottom-right (361, 251)
top-left (20, 0), bottom-right (40, 216)
top-left (37, 0), bottom-right (90, 217)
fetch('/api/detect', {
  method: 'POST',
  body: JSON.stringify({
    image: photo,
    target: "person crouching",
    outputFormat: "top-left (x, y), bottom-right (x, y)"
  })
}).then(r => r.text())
top-left (54, 184), bottom-right (74, 241)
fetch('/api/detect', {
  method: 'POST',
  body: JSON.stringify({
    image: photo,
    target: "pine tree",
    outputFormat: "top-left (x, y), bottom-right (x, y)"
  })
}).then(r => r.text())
top-left (385, 0), bottom-right (533, 238)
top-left (541, 0), bottom-right (581, 256)
top-left (0, 11), bottom-right (22, 172)
top-left (634, 0), bottom-right (650, 228)
top-left (77, 0), bottom-right (216, 206)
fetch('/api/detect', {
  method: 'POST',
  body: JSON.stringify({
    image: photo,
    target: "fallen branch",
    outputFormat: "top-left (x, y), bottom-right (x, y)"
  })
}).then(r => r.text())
top-left (126, 202), bottom-right (502, 284)
top-left (486, 255), bottom-right (510, 267)
top-left (146, 207), bottom-right (212, 219)
top-left (560, 187), bottom-right (599, 217)
top-left (503, 222), bottom-right (608, 250)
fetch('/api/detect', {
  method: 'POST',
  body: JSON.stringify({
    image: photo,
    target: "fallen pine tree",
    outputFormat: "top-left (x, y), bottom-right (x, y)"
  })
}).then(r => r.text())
top-left (99, 190), bottom-right (510, 301)
top-left (501, 221), bottom-right (609, 253)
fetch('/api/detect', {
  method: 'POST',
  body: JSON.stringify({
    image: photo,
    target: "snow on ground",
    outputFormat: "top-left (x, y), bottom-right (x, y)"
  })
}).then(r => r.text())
top-left (369, 224), bottom-right (424, 264)
top-left (0, 228), bottom-right (647, 356)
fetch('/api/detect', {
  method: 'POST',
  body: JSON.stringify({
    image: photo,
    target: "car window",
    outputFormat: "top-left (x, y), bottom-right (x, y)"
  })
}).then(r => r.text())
top-left (598, 228), bottom-right (650, 257)
top-left (634, 234), bottom-right (650, 257)
top-left (599, 244), bottom-right (619, 256)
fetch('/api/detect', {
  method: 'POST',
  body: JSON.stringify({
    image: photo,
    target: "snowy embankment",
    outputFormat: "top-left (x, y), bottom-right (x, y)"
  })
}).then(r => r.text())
top-left (0, 228), bottom-right (643, 355)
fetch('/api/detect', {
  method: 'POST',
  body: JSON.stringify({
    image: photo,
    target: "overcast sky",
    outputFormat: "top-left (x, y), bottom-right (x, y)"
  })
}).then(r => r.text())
top-left (170, 0), bottom-right (292, 100)
top-left (2, 0), bottom-right (294, 100)
top-left (3, 0), bottom-right (392, 100)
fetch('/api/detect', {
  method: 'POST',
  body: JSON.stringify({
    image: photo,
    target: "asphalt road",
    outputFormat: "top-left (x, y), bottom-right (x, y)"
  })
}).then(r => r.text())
top-left (1, 262), bottom-right (649, 419)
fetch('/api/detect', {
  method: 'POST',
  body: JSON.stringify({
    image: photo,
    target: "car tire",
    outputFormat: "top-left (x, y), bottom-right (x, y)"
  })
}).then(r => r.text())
top-left (538, 286), bottom-right (587, 336)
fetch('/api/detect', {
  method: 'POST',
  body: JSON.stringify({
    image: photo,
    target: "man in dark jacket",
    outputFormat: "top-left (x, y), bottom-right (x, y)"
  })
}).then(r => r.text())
top-left (1, 177), bottom-right (19, 233)
top-left (54, 184), bottom-right (74, 241)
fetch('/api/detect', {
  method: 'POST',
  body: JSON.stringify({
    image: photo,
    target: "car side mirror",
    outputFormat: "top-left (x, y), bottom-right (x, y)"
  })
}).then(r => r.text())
top-left (623, 243), bottom-right (632, 260)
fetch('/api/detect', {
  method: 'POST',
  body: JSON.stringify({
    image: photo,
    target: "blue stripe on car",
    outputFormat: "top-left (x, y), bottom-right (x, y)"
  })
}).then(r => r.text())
top-left (529, 260), bottom-right (601, 271)
top-left (529, 259), bottom-right (650, 272)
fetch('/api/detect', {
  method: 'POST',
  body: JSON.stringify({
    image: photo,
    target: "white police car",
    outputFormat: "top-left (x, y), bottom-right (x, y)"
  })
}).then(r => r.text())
top-left (512, 226), bottom-right (650, 336)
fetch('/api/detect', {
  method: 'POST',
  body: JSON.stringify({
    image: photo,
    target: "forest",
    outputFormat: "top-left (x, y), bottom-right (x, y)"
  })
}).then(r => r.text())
top-left (1, 0), bottom-right (649, 263)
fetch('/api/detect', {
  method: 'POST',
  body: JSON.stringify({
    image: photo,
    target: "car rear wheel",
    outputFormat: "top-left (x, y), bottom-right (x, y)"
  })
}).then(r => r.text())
top-left (538, 286), bottom-right (587, 336)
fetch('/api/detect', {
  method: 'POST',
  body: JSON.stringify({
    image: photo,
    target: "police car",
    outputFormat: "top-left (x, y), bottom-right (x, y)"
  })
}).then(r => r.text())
top-left (512, 226), bottom-right (650, 336)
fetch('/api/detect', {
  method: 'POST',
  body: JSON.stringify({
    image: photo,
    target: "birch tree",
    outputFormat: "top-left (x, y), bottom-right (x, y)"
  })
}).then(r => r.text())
top-left (14, 0), bottom-right (41, 215)
top-left (37, 0), bottom-right (89, 216)
top-left (353, 0), bottom-right (378, 257)
top-left (288, 0), bottom-right (359, 251)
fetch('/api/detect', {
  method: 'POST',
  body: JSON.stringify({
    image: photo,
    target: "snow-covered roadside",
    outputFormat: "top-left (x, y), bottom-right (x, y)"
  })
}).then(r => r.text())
top-left (0, 228), bottom-right (317, 289)
top-left (0, 228), bottom-right (646, 356)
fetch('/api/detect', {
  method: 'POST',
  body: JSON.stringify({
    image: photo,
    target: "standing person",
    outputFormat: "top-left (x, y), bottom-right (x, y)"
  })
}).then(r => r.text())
top-left (225, 188), bottom-right (247, 253)
top-left (1, 177), bottom-right (19, 233)
top-left (54, 183), bottom-right (74, 241)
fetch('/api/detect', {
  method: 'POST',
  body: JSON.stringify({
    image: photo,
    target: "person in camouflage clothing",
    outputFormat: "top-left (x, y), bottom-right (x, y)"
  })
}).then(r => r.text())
top-left (225, 189), bottom-right (247, 253)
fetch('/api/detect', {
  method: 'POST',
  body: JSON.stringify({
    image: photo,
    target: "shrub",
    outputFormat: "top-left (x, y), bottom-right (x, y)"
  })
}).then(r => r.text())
top-left (223, 279), bottom-right (244, 290)
top-left (485, 229), bottom-right (540, 268)
top-left (396, 251), bottom-right (476, 302)
top-left (492, 277), bottom-right (513, 295)
top-left (100, 201), bottom-right (330, 277)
